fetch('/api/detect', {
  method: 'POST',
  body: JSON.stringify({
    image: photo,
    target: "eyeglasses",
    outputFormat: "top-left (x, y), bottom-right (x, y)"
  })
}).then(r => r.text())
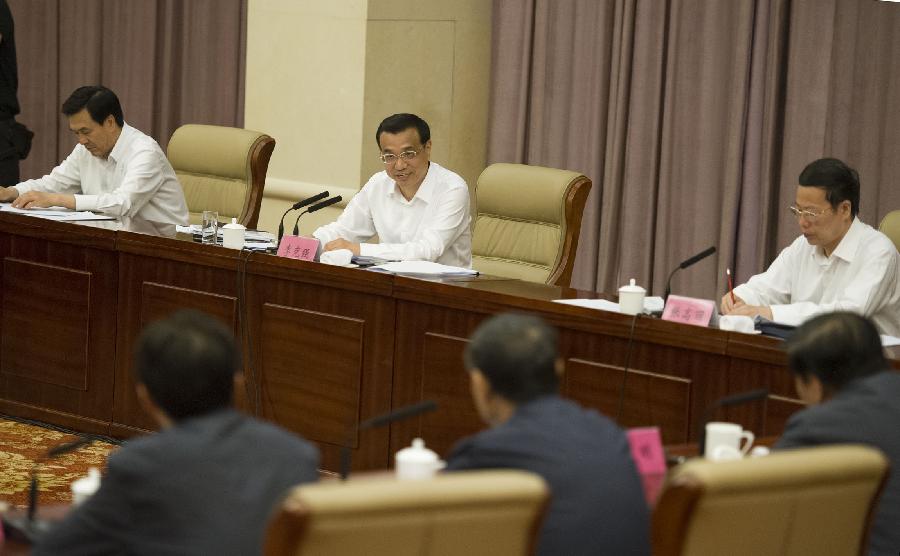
top-left (788, 205), bottom-right (833, 221)
top-left (379, 150), bottom-right (419, 164)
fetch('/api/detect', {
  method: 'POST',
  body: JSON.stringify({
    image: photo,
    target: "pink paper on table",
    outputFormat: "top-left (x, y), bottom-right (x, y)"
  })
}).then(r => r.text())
top-left (661, 294), bottom-right (715, 327)
top-left (276, 235), bottom-right (319, 261)
top-left (627, 427), bottom-right (666, 506)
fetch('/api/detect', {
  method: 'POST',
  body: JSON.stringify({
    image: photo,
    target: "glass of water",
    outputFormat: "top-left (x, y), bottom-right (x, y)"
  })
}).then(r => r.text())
top-left (201, 210), bottom-right (218, 244)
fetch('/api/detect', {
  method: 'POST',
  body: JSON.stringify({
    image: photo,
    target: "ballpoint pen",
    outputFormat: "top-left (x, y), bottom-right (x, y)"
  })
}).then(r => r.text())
top-left (726, 268), bottom-right (736, 304)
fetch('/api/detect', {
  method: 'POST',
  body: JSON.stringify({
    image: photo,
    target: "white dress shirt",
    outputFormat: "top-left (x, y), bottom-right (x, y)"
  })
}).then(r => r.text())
top-left (15, 123), bottom-right (188, 225)
top-left (313, 161), bottom-right (472, 268)
top-left (734, 218), bottom-right (900, 336)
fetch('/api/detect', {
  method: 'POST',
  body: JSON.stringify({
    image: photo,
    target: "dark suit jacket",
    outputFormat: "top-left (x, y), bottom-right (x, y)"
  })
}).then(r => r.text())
top-left (776, 371), bottom-right (900, 556)
top-left (446, 395), bottom-right (650, 556)
top-left (34, 408), bottom-right (319, 556)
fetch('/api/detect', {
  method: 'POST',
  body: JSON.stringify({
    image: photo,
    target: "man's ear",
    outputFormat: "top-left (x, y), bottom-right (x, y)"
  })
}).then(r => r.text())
top-left (103, 114), bottom-right (117, 129)
top-left (554, 358), bottom-right (565, 379)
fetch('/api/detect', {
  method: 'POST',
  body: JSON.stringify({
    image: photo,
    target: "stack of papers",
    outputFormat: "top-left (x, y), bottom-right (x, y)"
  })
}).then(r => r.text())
top-left (0, 203), bottom-right (114, 221)
top-left (553, 296), bottom-right (665, 314)
top-left (176, 225), bottom-right (277, 250)
top-left (371, 261), bottom-right (478, 277)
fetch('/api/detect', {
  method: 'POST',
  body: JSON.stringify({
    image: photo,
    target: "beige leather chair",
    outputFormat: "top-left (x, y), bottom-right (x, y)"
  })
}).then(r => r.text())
top-left (472, 163), bottom-right (592, 287)
top-left (879, 210), bottom-right (900, 251)
top-left (264, 470), bottom-right (549, 556)
top-left (653, 445), bottom-right (889, 556)
top-left (167, 124), bottom-right (275, 229)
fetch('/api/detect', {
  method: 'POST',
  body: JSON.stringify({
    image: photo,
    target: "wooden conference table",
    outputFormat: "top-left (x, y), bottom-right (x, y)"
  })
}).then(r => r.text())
top-left (0, 211), bottom-right (896, 473)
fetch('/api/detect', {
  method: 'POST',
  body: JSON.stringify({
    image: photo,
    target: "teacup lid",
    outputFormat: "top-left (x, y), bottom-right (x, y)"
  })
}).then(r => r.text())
top-left (618, 278), bottom-right (646, 293)
top-left (222, 217), bottom-right (245, 230)
top-left (395, 438), bottom-right (439, 464)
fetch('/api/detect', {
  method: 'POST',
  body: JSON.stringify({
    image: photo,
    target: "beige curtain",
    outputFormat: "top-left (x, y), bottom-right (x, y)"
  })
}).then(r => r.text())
top-left (490, 0), bottom-right (900, 297)
top-left (9, 0), bottom-right (246, 181)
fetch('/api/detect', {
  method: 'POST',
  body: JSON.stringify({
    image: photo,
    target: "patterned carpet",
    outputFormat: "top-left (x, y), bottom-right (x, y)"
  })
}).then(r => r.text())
top-left (0, 417), bottom-right (118, 508)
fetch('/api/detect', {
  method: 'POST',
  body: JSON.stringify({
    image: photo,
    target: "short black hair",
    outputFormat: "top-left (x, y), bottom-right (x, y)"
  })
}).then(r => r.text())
top-left (61, 85), bottom-right (124, 127)
top-left (134, 309), bottom-right (239, 421)
top-left (465, 313), bottom-right (559, 404)
top-left (798, 158), bottom-right (860, 218)
top-left (375, 113), bottom-right (430, 149)
top-left (785, 312), bottom-right (887, 390)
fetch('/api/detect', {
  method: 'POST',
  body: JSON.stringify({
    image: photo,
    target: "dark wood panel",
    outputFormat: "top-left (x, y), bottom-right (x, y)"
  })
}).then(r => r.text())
top-left (564, 359), bottom-right (692, 445)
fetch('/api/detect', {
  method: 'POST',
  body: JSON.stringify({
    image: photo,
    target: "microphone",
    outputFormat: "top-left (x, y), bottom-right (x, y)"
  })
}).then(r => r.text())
top-left (698, 389), bottom-right (768, 456)
top-left (278, 191), bottom-right (329, 243)
top-left (4, 436), bottom-right (95, 543)
top-left (291, 195), bottom-right (343, 236)
top-left (340, 400), bottom-right (438, 480)
top-left (662, 246), bottom-right (716, 301)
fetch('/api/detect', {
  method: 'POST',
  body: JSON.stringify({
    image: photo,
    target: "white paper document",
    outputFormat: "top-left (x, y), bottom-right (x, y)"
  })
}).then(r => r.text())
top-left (372, 260), bottom-right (478, 276)
top-left (0, 203), bottom-right (114, 221)
top-left (553, 296), bottom-right (665, 314)
top-left (882, 335), bottom-right (900, 347)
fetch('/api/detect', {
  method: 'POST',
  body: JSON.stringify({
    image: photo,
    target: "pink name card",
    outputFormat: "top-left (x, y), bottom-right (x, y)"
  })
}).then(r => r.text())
top-left (277, 235), bottom-right (319, 261)
top-left (627, 427), bottom-right (666, 506)
top-left (662, 294), bottom-right (715, 327)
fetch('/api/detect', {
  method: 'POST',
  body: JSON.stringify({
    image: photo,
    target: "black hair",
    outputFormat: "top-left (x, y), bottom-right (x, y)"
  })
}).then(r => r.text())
top-left (61, 85), bottom-right (124, 127)
top-left (134, 309), bottom-right (239, 421)
top-left (375, 113), bottom-right (430, 149)
top-left (465, 313), bottom-right (559, 404)
top-left (798, 158), bottom-right (860, 218)
top-left (785, 312), bottom-right (887, 390)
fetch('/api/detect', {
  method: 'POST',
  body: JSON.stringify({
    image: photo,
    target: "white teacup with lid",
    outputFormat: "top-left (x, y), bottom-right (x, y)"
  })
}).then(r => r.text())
top-left (395, 438), bottom-right (445, 480)
top-left (222, 218), bottom-right (246, 249)
top-left (71, 467), bottom-right (101, 506)
top-left (618, 279), bottom-right (646, 315)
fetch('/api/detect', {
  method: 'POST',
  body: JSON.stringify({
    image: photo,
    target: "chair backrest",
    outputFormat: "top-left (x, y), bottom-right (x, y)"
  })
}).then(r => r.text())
top-left (879, 210), bottom-right (900, 251)
top-left (264, 470), bottom-right (549, 556)
top-left (167, 124), bottom-right (275, 229)
top-left (652, 445), bottom-right (889, 556)
top-left (472, 163), bottom-right (592, 287)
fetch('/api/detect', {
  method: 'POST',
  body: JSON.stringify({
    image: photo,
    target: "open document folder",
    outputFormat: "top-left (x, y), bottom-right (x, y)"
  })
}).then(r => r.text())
top-left (371, 260), bottom-right (478, 277)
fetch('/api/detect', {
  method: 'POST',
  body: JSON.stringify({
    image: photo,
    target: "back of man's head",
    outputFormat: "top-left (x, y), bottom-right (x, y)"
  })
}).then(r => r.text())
top-left (134, 309), bottom-right (238, 421)
top-left (798, 157), bottom-right (860, 218)
top-left (465, 313), bottom-right (559, 404)
top-left (62, 85), bottom-right (125, 127)
top-left (786, 312), bottom-right (887, 390)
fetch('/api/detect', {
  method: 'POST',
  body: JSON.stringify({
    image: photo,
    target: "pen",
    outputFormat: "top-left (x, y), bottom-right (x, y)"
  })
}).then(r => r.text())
top-left (726, 268), bottom-right (735, 304)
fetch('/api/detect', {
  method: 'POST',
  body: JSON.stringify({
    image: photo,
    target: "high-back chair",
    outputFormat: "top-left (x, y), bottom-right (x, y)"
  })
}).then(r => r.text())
top-left (264, 470), bottom-right (549, 556)
top-left (879, 210), bottom-right (900, 251)
top-left (167, 124), bottom-right (275, 229)
top-left (472, 163), bottom-right (592, 287)
top-left (652, 444), bottom-right (889, 556)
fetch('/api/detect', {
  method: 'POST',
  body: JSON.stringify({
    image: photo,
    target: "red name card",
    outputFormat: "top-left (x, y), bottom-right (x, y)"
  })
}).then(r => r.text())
top-left (627, 427), bottom-right (666, 505)
top-left (277, 235), bottom-right (319, 261)
top-left (661, 294), bottom-right (715, 327)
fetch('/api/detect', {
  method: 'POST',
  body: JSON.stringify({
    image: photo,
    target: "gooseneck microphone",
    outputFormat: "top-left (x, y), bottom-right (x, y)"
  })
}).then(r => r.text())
top-left (291, 195), bottom-right (343, 236)
top-left (277, 191), bottom-right (329, 243)
top-left (4, 436), bottom-right (95, 543)
top-left (698, 388), bottom-right (768, 456)
top-left (339, 400), bottom-right (438, 480)
top-left (662, 246), bottom-right (717, 301)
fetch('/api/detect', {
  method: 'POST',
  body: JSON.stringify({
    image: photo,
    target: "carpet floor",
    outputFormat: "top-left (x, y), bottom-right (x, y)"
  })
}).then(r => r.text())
top-left (0, 417), bottom-right (118, 508)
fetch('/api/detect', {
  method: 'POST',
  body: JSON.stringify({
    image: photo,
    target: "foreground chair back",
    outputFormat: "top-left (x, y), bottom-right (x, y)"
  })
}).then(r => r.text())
top-left (264, 470), bottom-right (549, 556)
top-left (472, 163), bottom-right (592, 286)
top-left (167, 124), bottom-right (275, 229)
top-left (879, 210), bottom-right (900, 251)
top-left (653, 444), bottom-right (889, 556)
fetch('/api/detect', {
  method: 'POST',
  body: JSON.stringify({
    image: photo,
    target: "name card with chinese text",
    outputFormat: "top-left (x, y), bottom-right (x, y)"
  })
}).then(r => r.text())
top-left (661, 294), bottom-right (715, 327)
top-left (277, 235), bottom-right (319, 261)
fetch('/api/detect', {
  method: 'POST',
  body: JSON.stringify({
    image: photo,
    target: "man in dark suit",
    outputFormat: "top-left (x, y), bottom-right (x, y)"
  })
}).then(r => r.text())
top-left (445, 313), bottom-right (650, 556)
top-left (775, 312), bottom-right (900, 556)
top-left (34, 310), bottom-right (319, 556)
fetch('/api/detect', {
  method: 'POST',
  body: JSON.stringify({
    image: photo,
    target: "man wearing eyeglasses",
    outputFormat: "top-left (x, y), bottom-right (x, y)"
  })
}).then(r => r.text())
top-left (313, 113), bottom-right (471, 267)
top-left (721, 158), bottom-right (900, 336)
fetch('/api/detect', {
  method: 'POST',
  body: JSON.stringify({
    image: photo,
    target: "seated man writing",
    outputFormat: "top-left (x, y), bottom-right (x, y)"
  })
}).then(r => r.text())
top-left (313, 113), bottom-right (472, 267)
top-left (445, 313), bottom-right (650, 556)
top-left (0, 85), bottom-right (188, 225)
top-left (721, 158), bottom-right (899, 336)
top-left (775, 312), bottom-right (900, 555)
top-left (34, 310), bottom-right (319, 555)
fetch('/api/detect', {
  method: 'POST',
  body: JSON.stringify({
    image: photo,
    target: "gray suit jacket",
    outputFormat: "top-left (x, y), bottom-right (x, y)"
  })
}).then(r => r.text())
top-left (776, 371), bottom-right (900, 556)
top-left (446, 395), bottom-right (650, 556)
top-left (34, 408), bottom-right (319, 556)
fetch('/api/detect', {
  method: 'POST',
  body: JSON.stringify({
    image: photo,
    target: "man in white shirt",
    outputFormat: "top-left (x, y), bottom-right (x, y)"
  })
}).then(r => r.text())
top-left (721, 158), bottom-right (900, 336)
top-left (313, 113), bottom-right (472, 267)
top-left (0, 85), bottom-right (188, 225)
